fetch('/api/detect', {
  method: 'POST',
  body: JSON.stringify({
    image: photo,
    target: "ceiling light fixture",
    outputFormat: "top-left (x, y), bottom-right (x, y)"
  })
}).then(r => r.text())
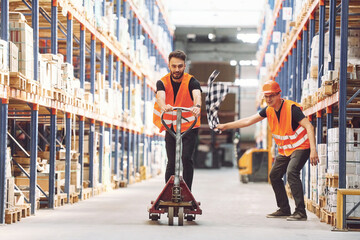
top-left (239, 60), bottom-right (258, 66)
top-left (235, 78), bottom-right (259, 87)
top-left (186, 33), bottom-right (196, 40)
top-left (208, 33), bottom-right (216, 40)
top-left (230, 60), bottom-right (237, 66)
top-left (236, 33), bottom-right (260, 43)
top-left (239, 60), bottom-right (252, 66)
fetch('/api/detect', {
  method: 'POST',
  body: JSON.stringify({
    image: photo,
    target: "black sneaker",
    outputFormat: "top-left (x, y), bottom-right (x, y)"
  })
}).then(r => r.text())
top-left (287, 211), bottom-right (307, 221)
top-left (266, 209), bottom-right (291, 218)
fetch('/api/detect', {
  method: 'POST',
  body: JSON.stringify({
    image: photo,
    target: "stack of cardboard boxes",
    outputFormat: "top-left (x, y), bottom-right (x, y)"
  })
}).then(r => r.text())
top-left (325, 128), bottom-right (360, 217)
top-left (9, 12), bottom-right (33, 80)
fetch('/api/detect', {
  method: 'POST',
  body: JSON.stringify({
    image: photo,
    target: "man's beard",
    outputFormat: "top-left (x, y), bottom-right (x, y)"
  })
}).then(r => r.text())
top-left (171, 71), bottom-right (184, 79)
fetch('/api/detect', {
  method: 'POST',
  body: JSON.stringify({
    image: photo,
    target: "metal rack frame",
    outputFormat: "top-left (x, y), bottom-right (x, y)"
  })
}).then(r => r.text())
top-left (257, 0), bottom-right (359, 229)
top-left (0, 0), bottom-right (171, 223)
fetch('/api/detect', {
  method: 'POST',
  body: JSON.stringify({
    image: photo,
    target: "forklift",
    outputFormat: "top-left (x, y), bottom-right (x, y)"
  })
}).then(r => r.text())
top-left (238, 148), bottom-right (269, 183)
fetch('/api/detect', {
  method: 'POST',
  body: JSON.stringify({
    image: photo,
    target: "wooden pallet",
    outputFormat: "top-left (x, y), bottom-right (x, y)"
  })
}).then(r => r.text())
top-left (39, 197), bottom-right (59, 208)
top-left (319, 196), bottom-right (326, 209)
top-left (82, 188), bottom-right (92, 200)
top-left (74, 98), bottom-right (83, 108)
top-left (69, 192), bottom-right (79, 204)
top-left (306, 199), bottom-right (315, 213)
top-left (119, 180), bottom-right (127, 188)
top-left (5, 207), bottom-right (21, 224)
top-left (320, 208), bottom-right (336, 226)
top-left (314, 204), bottom-right (321, 218)
top-left (326, 174), bottom-right (339, 188)
top-left (0, 70), bottom-right (9, 85)
top-left (26, 79), bottom-right (39, 94)
top-left (67, 96), bottom-right (74, 106)
top-left (10, 72), bottom-right (27, 90)
top-left (39, 87), bottom-right (53, 98)
top-left (19, 204), bottom-right (31, 218)
top-left (85, 102), bottom-right (93, 112)
top-left (53, 90), bottom-right (66, 102)
top-left (93, 186), bottom-right (103, 196)
top-left (57, 193), bottom-right (68, 206)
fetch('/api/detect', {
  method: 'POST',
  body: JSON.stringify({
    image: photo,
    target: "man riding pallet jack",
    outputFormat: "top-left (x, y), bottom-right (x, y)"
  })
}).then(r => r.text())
top-left (149, 50), bottom-right (202, 225)
top-left (216, 80), bottom-right (319, 221)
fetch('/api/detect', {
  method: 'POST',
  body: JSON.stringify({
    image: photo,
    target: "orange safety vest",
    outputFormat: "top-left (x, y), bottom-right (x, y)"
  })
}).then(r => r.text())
top-left (266, 99), bottom-right (310, 156)
top-left (153, 72), bottom-right (200, 133)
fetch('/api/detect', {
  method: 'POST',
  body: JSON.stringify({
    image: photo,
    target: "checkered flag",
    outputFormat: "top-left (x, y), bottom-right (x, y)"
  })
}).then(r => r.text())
top-left (205, 70), bottom-right (229, 132)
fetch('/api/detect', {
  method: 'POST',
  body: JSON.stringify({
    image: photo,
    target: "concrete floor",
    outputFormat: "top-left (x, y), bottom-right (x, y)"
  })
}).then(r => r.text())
top-left (1, 168), bottom-right (359, 240)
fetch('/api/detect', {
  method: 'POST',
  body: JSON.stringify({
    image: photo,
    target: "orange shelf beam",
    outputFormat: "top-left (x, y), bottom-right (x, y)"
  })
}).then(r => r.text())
top-left (271, 0), bottom-right (320, 79)
top-left (257, 0), bottom-right (283, 71)
top-left (303, 92), bottom-right (339, 116)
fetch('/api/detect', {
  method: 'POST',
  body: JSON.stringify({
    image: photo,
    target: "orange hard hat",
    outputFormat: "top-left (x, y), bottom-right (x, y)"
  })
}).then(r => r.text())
top-left (262, 80), bottom-right (281, 94)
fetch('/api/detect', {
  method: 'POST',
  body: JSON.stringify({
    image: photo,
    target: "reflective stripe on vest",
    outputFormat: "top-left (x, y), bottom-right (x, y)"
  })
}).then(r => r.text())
top-left (153, 108), bottom-right (196, 126)
top-left (277, 135), bottom-right (308, 150)
top-left (153, 72), bottom-right (201, 133)
top-left (272, 126), bottom-right (306, 140)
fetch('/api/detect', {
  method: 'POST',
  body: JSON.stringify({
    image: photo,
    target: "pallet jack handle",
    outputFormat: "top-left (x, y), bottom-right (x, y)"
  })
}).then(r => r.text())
top-left (160, 107), bottom-right (198, 191)
top-left (160, 107), bottom-right (198, 139)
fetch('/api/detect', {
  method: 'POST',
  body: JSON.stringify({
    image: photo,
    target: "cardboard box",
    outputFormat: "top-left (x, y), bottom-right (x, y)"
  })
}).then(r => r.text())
top-left (9, 12), bottom-right (27, 22)
top-left (9, 21), bottom-right (33, 79)
top-left (18, 50), bottom-right (34, 79)
top-left (39, 57), bottom-right (49, 89)
top-left (310, 65), bottom-right (318, 78)
top-left (84, 92), bottom-right (94, 103)
top-left (15, 175), bottom-right (50, 192)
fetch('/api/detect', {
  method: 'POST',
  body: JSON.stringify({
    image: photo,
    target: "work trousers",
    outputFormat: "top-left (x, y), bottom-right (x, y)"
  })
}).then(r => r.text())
top-left (165, 128), bottom-right (198, 190)
top-left (269, 149), bottom-right (310, 214)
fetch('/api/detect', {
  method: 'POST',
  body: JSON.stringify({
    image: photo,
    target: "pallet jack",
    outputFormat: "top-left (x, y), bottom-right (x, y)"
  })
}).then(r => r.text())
top-left (148, 107), bottom-right (202, 226)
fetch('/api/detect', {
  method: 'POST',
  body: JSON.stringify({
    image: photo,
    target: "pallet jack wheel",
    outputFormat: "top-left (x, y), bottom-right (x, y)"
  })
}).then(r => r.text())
top-left (178, 207), bottom-right (184, 226)
top-left (186, 214), bottom-right (195, 221)
top-left (168, 207), bottom-right (174, 226)
top-left (149, 213), bottom-right (160, 221)
top-left (240, 175), bottom-right (249, 184)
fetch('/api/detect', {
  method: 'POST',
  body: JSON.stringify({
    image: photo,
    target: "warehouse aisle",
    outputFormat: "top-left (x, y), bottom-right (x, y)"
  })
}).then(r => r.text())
top-left (0, 168), bottom-right (359, 240)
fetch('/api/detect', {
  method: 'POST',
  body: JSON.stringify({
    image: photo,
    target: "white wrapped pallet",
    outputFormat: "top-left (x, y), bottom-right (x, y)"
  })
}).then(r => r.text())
top-left (327, 187), bottom-right (337, 213)
top-left (61, 62), bottom-right (75, 96)
top-left (9, 41), bottom-right (18, 72)
top-left (39, 56), bottom-right (50, 89)
top-left (0, 39), bottom-right (9, 71)
top-left (346, 174), bottom-right (360, 189)
top-left (328, 163), bottom-right (339, 175)
top-left (9, 21), bottom-right (34, 80)
top-left (317, 143), bottom-right (327, 157)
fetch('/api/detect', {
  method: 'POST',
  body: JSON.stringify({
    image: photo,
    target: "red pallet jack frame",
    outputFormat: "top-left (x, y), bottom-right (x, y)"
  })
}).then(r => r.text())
top-left (148, 107), bottom-right (202, 226)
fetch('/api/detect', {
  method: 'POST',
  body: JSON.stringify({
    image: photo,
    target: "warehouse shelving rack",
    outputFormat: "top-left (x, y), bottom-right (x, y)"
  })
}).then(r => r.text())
top-left (0, 0), bottom-right (172, 224)
top-left (257, 0), bottom-right (360, 229)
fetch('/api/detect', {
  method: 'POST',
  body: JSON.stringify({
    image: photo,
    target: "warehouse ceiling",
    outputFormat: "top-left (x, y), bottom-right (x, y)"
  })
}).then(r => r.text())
top-left (167, 0), bottom-right (263, 62)
top-left (167, 0), bottom-right (262, 141)
top-left (167, 0), bottom-right (265, 28)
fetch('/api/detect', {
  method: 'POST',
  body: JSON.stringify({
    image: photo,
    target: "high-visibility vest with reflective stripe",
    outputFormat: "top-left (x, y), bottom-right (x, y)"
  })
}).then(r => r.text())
top-left (266, 99), bottom-right (310, 156)
top-left (153, 73), bottom-right (200, 133)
